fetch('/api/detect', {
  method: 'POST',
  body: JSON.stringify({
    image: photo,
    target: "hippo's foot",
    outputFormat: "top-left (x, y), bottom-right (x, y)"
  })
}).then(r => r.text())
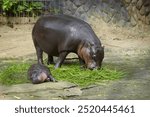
top-left (54, 63), bottom-right (60, 69)
top-left (47, 61), bottom-right (55, 65)
top-left (50, 76), bottom-right (57, 82)
top-left (47, 56), bottom-right (54, 65)
top-left (80, 65), bottom-right (86, 69)
top-left (46, 76), bottom-right (57, 82)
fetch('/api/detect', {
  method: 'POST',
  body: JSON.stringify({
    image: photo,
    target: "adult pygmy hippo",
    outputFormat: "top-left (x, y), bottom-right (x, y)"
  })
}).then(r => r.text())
top-left (27, 64), bottom-right (56, 84)
top-left (32, 15), bottom-right (104, 70)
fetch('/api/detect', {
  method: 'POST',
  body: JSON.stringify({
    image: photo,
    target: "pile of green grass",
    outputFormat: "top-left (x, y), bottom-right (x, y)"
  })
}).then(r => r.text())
top-left (50, 63), bottom-right (125, 87)
top-left (0, 62), bottom-right (125, 87)
top-left (0, 63), bottom-right (30, 85)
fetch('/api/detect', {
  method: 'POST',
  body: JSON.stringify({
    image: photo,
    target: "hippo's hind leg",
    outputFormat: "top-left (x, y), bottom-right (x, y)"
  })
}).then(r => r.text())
top-left (47, 55), bottom-right (54, 65)
top-left (55, 52), bottom-right (68, 69)
top-left (33, 39), bottom-right (44, 64)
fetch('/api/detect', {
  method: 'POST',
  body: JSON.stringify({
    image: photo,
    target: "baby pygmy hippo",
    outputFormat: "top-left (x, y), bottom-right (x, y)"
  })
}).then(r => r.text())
top-left (27, 64), bottom-right (56, 84)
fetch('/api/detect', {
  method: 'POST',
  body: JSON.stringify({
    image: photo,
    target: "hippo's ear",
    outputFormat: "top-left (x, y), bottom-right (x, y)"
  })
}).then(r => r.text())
top-left (101, 45), bottom-right (104, 49)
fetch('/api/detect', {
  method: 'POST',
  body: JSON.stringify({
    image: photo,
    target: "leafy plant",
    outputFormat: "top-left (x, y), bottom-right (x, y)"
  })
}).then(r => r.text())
top-left (26, 2), bottom-right (44, 16)
top-left (1, 0), bottom-right (44, 16)
top-left (2, 0), bottom-right (18, 15)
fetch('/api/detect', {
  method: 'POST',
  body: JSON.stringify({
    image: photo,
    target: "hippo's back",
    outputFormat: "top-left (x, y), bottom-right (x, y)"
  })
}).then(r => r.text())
top-left (32, 15), bottom-right (101, 55)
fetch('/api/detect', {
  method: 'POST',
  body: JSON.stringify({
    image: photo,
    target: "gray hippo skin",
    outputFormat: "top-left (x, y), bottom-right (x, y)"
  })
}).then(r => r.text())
top-left (27, 64), bottom-right (56, 84)
top-left (32, 15), bottom-right (104, 70)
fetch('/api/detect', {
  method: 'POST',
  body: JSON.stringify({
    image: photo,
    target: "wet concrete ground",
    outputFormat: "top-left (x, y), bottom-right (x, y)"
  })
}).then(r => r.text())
top-left (70, 55), bottom-right (150, 99)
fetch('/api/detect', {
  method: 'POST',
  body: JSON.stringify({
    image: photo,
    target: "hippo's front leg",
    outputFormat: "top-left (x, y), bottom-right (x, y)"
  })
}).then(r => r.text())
top-left (78, 56), bottom-right (85, 68)
top-left (46, 75), bottom-right (57, 82)
top-left (55, 52), bottom-right (68, 69)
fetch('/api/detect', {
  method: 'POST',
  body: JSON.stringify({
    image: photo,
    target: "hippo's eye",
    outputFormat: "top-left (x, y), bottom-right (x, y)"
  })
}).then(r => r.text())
top-left (93, 54), bottom-right (96, 58)
top-left (92, 54), bottom-right (96, 60)
top-left (89, 49), bottom-right (96, 59)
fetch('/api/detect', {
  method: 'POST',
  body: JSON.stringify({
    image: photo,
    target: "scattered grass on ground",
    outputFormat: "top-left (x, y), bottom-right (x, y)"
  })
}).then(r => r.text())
top-left (50, 63), bottom-right (125, 87)
top-left (0, 62), bottom-right (125, 86)
top-left (0, 63), bottom-right (30, 85)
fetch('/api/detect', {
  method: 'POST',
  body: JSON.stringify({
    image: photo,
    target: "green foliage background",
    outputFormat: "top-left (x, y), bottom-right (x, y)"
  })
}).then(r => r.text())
top-left (1, 0), bottom-right (44, 16)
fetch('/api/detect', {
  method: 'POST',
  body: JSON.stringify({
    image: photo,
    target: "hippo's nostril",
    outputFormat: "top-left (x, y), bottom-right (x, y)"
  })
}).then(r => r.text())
top-left (89, 66), bottom-right (97, 70)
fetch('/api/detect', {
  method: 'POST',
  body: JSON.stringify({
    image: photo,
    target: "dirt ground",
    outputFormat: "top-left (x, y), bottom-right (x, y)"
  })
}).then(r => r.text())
top-left (0, 24), bottom-right (34, 58)
top-left (0, 18), bottom-right (150, 59)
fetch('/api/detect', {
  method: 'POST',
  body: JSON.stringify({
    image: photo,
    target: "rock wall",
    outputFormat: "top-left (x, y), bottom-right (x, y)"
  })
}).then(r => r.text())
top-left (57, 0), bottom-right (150, 27)
top-left (1, 0), bottom-right (149, 27)
top-left (123, 0), bottom-right (150, 26)
top-left (60, 0), bottom-right (130, 26)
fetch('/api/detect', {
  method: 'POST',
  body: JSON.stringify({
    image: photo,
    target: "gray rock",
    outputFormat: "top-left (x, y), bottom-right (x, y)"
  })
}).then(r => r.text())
top-left (82, 0), bottom-right (92, 12)
top-left (124, 0), bottom-right (131, 3)
top-left (118, 19), bottom-right (126, 27)
top-left (80, 13), bottom-right (88, 21)
top-left (113, 13), bottom-right (122, 24)
top-left (132, 6), bottom-right (138, 20)
top-left (144, 0), bottom-right (150, 7)
top-left (145, 7), bottom-right (150, 16)
top-left (29, 87), bottom-right (82, 99)
top-left (120, 7), bottom-right (130, 22)
top-left (74, 6), bottom-right (85, 17)
top-left (0, 81), bottom-right (82, 100)
top-left (1, 81), bottom-right (78, 94)
top-left (71, 0), bottom-right (86, 7)
top-left (145, 13), bottom-right (150, 24)
top-left (95, 6), bottom-right (103, 16)
top-left (108, 0), bottom-right (114, 5)
top-left (130, 16), bottom-right (137, 26)
top-left (101, 12), bottom-right (111, 23)
top-left (101, 2), bottom-right (109, 13)
top-left (136, 0), bottom-right (144, 10)
top-left (67, 1), bottom-right (77, 14)
top-left (65, 0), bottom-right (73, 11)
top-left (108, 8), bottom-right (116, 17)
top-left (86, 6), bottom-right (97, 17)
top-left (63, 10), bottom-right (72, 15)
top-left (109, 0), bottom-right (117, 8)
top-left (140, 5), bottom-right (146, 16)
top-left (131, 0), bottom-right (138, 4)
